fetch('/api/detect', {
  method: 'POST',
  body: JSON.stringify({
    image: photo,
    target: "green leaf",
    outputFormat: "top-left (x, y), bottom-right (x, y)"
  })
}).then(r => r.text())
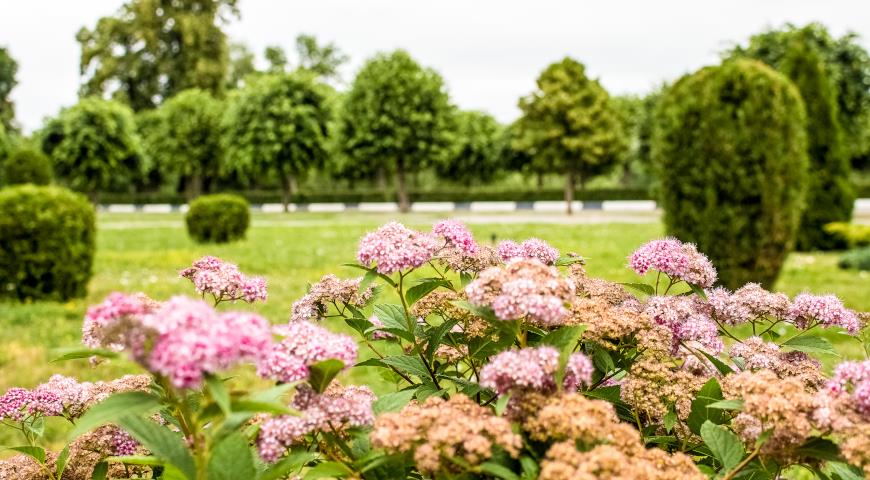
top-left (687, 378), bottom-right (724, 435)
top-left (205, 375), bottom-right (231, 416)
top-left (116, 415), bottom-right (196, 480)
top-left (825, 461), bottom-right (865, 480)
top-left (424, 319), bottom-right (460, 360)
top-left (520, 456), bottom-right (539, 480)
top-left (460, 272), bottom-right (473, 287)
top-left (380, 355), bottom-right (431, 379)
top-left (620, 282), bottom-right (654, 295)
top-left (795, 437), bottom-right (842, 462)
top-left (91, 461), bottom-right (108, 480)
top-left (689, 283), bottom-right (708, 300)
top-left (230, 400), bottom-right (295, 416)
top-left (372, 389), bottom-right (415, 415)
top-left (478, 461), bottom-right (520, 480)
top-left (56, 446), bottom-right (70, 478)
top-left (207, 432), bottom-right (257, 480)
top-left (538, 325), bottom-right (587, 351)
top-left (663, 410), bottom-right (678, 433)
top-left (782, 335), bottom-right (839, 356)
top-left (107, 455), bottom-right (164, 466)
top-left (308, 359), bottom-right (346, 393)
top-left (406, 278), bottom-right (451, 305)
top-left (592, 347), bottom-right (615, 373)
top-left (50, 347), bottom-right (119, 363)
top-left (707, 399), bottom-right (744, 411)
top-left (495, 393), bottom-right (512, 416)
top-left (7, 445), bottom-right (45, 464)
top-left (360, 270), bottom-right (378, 293)
top-left (303, 461), bottom-right (353, 479)
top-left (342, 264), bottom-right (396, 287)
top-left (373, 304), bottom-right (414, 338)
top-left (259, 450), bottom-right (318, 480)
top-left (700, 420), bottom-right (744, 470)
top-left (69, 391), bottom-right (163, 439)
top-left (699, 350), bottom-right (734, 375)
top-left (555, 255), bottom-right (585, 266)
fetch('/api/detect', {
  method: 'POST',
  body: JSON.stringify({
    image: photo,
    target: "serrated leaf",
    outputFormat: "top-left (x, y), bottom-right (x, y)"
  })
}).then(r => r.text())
top-left (373, 304), bottom-right (413, 334)
top-left (424, 319), bottom-right (460, 360)
top-left (478, 461), bottom-right (520, 480)
top-left (520, 456), bottom-right (539, 480)
top-left (592, 347), bottom-right (615, 373)
top-left (406, 278), bottom-right (451, 305)
top-left (308, 359), bottom-right (345, 393)
top-left (69, 391), bottom-right (163, 439)
top-left (795, 437), bottom-right (842, 462)
top-left (380, 355), bottom-right (430, 379)
top-left (699, 350), bottom-right (734, 374)
top-left (555, 255), bottom-right (585, 266)
top-left (620, 282), bottom-right (655, 295)
top-left (207, 432), bottom-right (257, 480)
top-left (825, 461), bottom-right (864, 480)
top-left (663, 410), bottom-right (678, 433)
top-left (700, 420), bottom-right (744, 470)
top-left (7, 446), bottom-right (45, 464)
top-left (259, 450), bottom-right (318, 480)
top-left (205, 375), bottom-right (231, 416)
top-left (538, 325), bottom-right (587, 352)
top-left (689, 283), bottom-right (708, 300)
top-left (687, 379), bottom-right (724, 435)
top-left (707, 399), bottom-right (744, 411)
top-left (372, 390), bottom-right (415, 415)
top-left (116, 415), bottom-right (196, 480)
top-left (782, 335), bottom-right (839, 356)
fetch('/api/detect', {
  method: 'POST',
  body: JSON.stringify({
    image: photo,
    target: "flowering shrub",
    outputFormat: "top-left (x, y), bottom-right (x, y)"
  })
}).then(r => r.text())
top-left (1, 222), bottom-right (869, 479)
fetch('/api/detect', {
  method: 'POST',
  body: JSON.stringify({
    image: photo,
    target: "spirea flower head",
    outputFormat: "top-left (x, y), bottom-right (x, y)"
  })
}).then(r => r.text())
top-left (0, 388), bottom-right (33, 421)
top-left (497, 238), bottom-right (560, 265)
top-left (643, 295), bottom-right (724, 355)
top-left (729, 337), bottom-right (823, 388)
top-left (82, 292), bottom-right (157, 350)
top-left (628, 238), bottom-right (717, 287)
top-left (826, 360), bottom-right (870, 417)
top-left (257, 321), bottom-right (358, 383)
top-left (467, 258), bottom-right (574, 326)
top-left (180, 255), bottom-right (267, 303)
top-left (357, 222), bottom-right (440, 274)
top-left (433, 219), bottom-right (478, 256)
top-left (257, 382), bottom-right (375, 463)
top-left (564, 353), bottom-right (595, 391)
top-left (479, 347), bottom-right (591, 394)
top-left (291, 274), bottom-right (375, 322)
top-left (707, 283), bottom-right (790, 325)
top-left (787, 293), bottom-right (861, 333)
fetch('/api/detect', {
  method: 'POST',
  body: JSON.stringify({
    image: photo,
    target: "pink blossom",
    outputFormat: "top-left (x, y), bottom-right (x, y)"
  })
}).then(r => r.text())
top-left (83, 292), bottom-right (155, 350)
top-left (788, 294), bottom-right (860, 333)
top-left (180, 256), bottom-right (267, 304)
top-left (257, 383), bottom-right (375, 462)
top-left (497, 238), bottom-right (560, 265)
top-left (643, 296), bottom-right (724, 355)
top-left (433, 219), bottom-right (478, 255)
top-left (368, 315), bottom-right (395, 340)
top-left (826, 360), bottom-right (870, 416)
top-left (291, 274), bottom-right (374, 322)
top-left (111, 429), bottom-right (139, 456)
top-left (0, 388), bottom-right (32, 421)
top-left (257, 321), bottom-right (358, 383)
top-left (629, 238), bottom-right (717, 287)
top-left (563, 353), bottom-right (594, 391)
top-left (480, 346), bottom-right (560, 394)
top-left (707, 284), bottom-right (790, 325)
top-left (357, 222), bottom-right (440, 274)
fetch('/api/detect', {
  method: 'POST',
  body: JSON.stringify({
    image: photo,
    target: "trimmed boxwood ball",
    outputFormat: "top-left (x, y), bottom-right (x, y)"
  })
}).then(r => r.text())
top-left (3, 146), bottom-right (53, 186)
top-left (185, 194), bottom-right (250, 243)
top-left (652, 59), bottom-right (809, 289)
top-left (0, 185), bottom-right (95, 300)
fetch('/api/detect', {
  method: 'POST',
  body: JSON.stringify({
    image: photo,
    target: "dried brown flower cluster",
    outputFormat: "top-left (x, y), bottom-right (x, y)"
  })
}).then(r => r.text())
top-left (370, 394), bottom-right (521, 475)
top-left (519, 393), bottom-right (704, 480)
top-left (0, 426), bottom-right (146, 479)
top-left (569, 264), bottom-right (636, 307)
top-left (722, 370), bottom-right (819, 464)
top-left (570, 298), bottom-right (670, 354)
top-left (814, 392), bottom-right (870, 476)
top-left (621, 357), bottom-right (706, 423)
top-left (440, 244), bottom-right (501, 273)
top-left (729, 336), bottom-right (825, 389)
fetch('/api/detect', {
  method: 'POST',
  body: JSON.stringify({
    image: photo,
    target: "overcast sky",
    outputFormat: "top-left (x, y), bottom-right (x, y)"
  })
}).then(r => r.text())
top-left (2, 0), bottom-right (870, 132)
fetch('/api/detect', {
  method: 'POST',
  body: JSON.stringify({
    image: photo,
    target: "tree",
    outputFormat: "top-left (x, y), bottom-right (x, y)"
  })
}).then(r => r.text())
top-left (652, 59), bottom-right (809, 288)
top-left (437, 110), bottom-right (503, 185)
top-left (339, 50), bottom-right (454, 212)
top-left (223, 72), bottom-right (333, 211)
top-left (38, 98), bottom-right (141, 201)
top-left (0, 46), bottom-right (18, 130)
top-left (226, 42), bottom-right (256, 90)
top-left (77, 0), bottom-right (239, 111)
top-left (265, 45), bottom-right (289, 72)
top-left (514, 57), bottom-right (625, 214)
top-left (141, 89), bottom-right (223, 199)
top-left (611, 90), bottom-right (662, 189)
top-left (295, 34), bottom-right (349, 82)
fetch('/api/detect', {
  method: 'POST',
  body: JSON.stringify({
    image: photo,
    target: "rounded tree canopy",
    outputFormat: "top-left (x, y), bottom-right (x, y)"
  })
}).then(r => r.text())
top-left (652, 58), bottom-right (809, 288)
top-left (437, 110), bottom-right (503, 185)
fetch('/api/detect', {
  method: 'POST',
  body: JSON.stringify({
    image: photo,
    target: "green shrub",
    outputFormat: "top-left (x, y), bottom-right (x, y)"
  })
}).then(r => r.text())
top-left (0, 185), bottom-right (95, 300)
top-left (185, 194), bottom-right (250, 243)
top-left (824, 222), bottom-right (870, 247)
top-left (652, 59), bottom-right (809, 288)
top-left (3, 146), bottom-right (53, 185)
top-left (838, 247), bottom-right (870, 271)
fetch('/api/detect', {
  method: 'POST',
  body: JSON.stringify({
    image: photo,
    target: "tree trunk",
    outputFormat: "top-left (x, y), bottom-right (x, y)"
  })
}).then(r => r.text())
top-left (185, 173), bottom-right (203, 201)
top-left (536, 171), bottom-right (544, 190)
top-left (280, 173), bottom-right (296, 213)
top-left (376, 166), bottom-right (388, 200)
top-left (89, 190), bottom-right (101, 206)
top-left (396, 158), bottom-right (410, 213)
top-left (564, 170), bottom-right (575, 215)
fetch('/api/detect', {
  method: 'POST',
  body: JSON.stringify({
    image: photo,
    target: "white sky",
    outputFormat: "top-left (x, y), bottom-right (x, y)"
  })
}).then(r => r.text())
top-left (2, 0), bottom-right (870, 132)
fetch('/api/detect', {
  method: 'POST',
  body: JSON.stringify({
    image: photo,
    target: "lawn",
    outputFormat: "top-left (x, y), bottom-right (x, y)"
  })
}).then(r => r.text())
top-left (0, 211), bottom-right (867, 446)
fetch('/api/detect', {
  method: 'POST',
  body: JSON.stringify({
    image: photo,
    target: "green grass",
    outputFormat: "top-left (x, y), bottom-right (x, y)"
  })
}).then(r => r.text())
top-left (0, 212), bottom-right (868, 448)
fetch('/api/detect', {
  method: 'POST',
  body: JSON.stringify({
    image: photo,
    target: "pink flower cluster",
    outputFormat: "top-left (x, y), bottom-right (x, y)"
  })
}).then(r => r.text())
top-left (180, 256), bottom-right (267, 303)
top-left (257, 383), bottom-right (376, 462)
top-left (84, 294), bottom-right (274, 389)
top-left (257, 321), bottom-right (358, 383)
top-left (826, 360), bottom-right (870, 416)
top-left (291, 274), bottom-right (375, 322)
top-left (643, 296), bottom-right (724, 355)
top-left (497, 238), bottom-right (560, 265)
top-left (787, 294), bottom-right (861, 333)
top-left (0, 388), bottom-right (61, 421)
top-left (707, 283), bottom-right (790, 325)
top-left (357, 222), bottom-right (440, 274)
top-left (479, 346), bottom-right (593, 394)
top-left (83, 292), bottom-right (156, 350)
top-left (628, 238), bottom-right (717, 288)
top-left (467, 259), bottom-right (574, 326)
top-left (433, 219), bottom-right (478, 256)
